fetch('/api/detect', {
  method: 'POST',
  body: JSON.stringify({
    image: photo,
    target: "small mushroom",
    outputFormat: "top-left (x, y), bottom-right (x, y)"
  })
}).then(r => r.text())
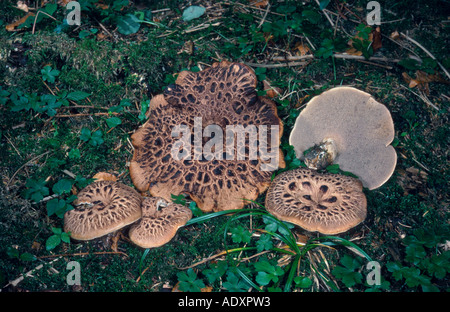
top-left (130, 61), bottom-right (285, 212)
top-left (265, 168), bottom-right (367, 235)
top-left (128, 197), bottom-right (192, 249)
top-left (289, 87), bottom-right (397, 190)
top-left (64, 181), bottom-right (142, 241)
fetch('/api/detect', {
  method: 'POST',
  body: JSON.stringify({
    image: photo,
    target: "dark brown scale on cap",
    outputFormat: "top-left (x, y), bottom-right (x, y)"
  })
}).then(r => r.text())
top-left (265, 168), bottom-right (367, 235)
top-left (130, 61), bottom-right (285, 212)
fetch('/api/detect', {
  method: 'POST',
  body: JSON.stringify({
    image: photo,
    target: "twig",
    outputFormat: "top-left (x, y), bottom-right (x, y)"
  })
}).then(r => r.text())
top-left (32, 10), bottom-right (57, 34)
top-left (245, 61), bottom-right (308, 68)
top-left (7, 151), bottom-right (52, 187)
top-left (257, 2), bottom-right (271, 29)
top-left (400, 85), bottom-right (440, 111)
top-left (37, 251), bottom-right (129, 259)
top-left (314, 0), bottom-right (334, 27)
top-left (333, 53), bottom-right (401, 63)
top-left (3, 257), bottom-right (61, 289)
top-left (271, 55), bottom-right (315, 61)
top-left (400, 32), bottom-right (450, 80)
top-left (55, 112), bottom-right (116, 118)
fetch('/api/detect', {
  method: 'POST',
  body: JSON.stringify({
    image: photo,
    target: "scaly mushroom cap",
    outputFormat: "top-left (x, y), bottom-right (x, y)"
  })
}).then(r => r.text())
top-left (128, 197), bottom-right (192, 248)
top-left (130, 61), bottom-right (285, 212)
top-left (265, 168), bottom-right (367, 235)
top-left (289, 87), bottom-right (396, 190)
top-left (64, 181), bottom-right (142, 240)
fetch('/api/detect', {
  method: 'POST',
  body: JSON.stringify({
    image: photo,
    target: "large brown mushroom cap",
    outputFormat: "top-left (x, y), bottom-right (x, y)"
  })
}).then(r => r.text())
top-left (289, 87), bottom-right (396, 190)
top-left (128, 197), bottom-right (192, 249)
top-left (64, 181), bottom-right (142, 240)
top-left (265, 168), bottom-right (367, 235)
top-left (130, 61), bottom-right (285, 212)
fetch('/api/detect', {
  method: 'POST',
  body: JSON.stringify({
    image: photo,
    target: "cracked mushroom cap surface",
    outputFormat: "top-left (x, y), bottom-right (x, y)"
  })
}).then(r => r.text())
top-left (289, 86), bottom-right (397, 190)
top-left (128, 197), bottom-right (192, 249)
top-left (64, 181), bottom-right (142, 240)
top-left (265, 168), bottom-right (367, 235)
top-left (130, 61), bottom-right (285, 212)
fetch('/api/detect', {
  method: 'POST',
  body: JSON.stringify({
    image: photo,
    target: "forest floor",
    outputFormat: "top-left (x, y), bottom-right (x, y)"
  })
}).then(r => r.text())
top-left (0, 0), bottom-right (448, 293)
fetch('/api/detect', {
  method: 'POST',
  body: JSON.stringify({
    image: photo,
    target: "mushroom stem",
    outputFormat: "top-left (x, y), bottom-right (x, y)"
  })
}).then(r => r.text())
top-left (304, 138), bottom-right (338, 170)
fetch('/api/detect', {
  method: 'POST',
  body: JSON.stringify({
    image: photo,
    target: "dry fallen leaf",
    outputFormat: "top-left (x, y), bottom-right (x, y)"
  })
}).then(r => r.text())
top-left (250, 0), bottom-right (269, 8)
top-left (5, 12), bottom-right (35, 31)
top-left (294, 42), bottom-right (311, 56)
top-left (372, 26), bottom-right (382, 52)
top-left (92, 172), bottom-right (118, 182)
top-left (263, 80), bottom-right (282, 98)
top-left (402, 70), bottom-right (448, 95)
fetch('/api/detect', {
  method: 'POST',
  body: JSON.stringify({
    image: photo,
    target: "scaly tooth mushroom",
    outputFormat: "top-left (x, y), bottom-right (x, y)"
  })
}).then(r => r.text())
top-left (289, 86), bottom-right (397, 190)
top-left (129, 61), bottom-right (285, 212)
top-left (265, 168), bottom-right (367, 235)
top-left (128, 197), bottom-right (192, 249)
top-left (64, 181), bottom-right (142, 241)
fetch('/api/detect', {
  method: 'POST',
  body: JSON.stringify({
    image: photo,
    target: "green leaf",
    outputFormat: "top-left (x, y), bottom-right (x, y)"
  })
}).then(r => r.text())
top-left (117, 13), bottom-right (141, 35)
top-left (46, 198), bottom-right (67, 217)
top-left (177, 268), bottom-right (205, 292)
top-left (89, 130), bottom-right (104, 146)
top-left (79, 127), bottom-right (91, 142)
top-left (46, 234), bottom-right (61, 251)
top-left (20, 252), bottom-right (36, 262)
top-left (182, 6), bottom-right (206, 22)
top-left (41, 66), bottom-right (60, 84)
top-left (67, 91), bottom-right (91, 101)
top-left (294, 276), bottom-right (313, 289)
top-left (52, 178), bottom-right (73, 195)
top-left (68, 148), bottom-right (81, 159)
top-left (256, 234), bottom-right (273, 252)
top-left (45, 3), bottom-right (57, 15)
top-left (23, 178), bottom-right (49, 203)
top-left (302, 10), bottom-right (321, 24)
top-left (106, 116), bottom-right (122, 128)
top-left (61, 232), bottom-right (71, 244)
top-left (230, 225), bottom-right (252, 244)
top-left (255, 260), bottom-right (284, 286)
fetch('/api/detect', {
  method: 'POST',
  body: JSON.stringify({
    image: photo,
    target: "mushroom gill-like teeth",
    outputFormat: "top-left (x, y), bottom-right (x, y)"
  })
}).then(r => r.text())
top-left (265, 168), bottom-right (367, 235)
top-left (64, 181), bottom-right (142, 241)
top-left (130, 61), bottom-right (286, 212)
top-left (128, 197), bottom-right (192, 249)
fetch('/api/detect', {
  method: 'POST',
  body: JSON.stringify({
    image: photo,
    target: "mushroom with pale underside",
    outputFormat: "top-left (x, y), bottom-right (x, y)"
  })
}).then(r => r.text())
top-left (289, 86), bottom-right (397, 190)
top-left (265, 168), bottom-right (367, 235)
top-left (129, 61), bottom-right (285, 212)
top-left (64, 180), bottom-right (142, 241)
top-left (128, 197), bottom-right (192, 249)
